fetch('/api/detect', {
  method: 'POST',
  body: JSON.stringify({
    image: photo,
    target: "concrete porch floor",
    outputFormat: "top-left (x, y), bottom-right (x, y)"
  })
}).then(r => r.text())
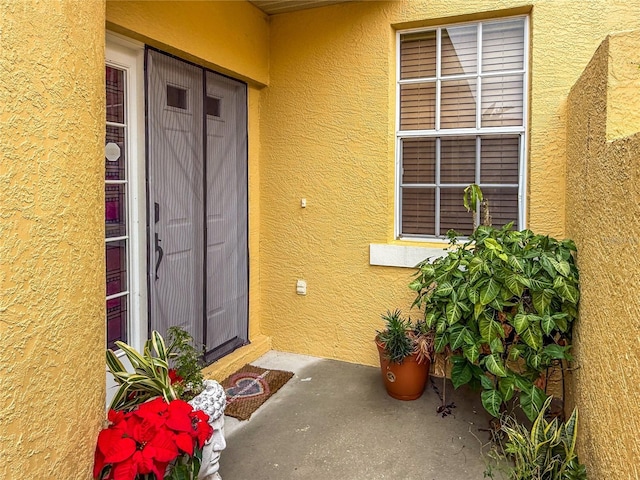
top-left (218, 351), bottom-right (495, 480)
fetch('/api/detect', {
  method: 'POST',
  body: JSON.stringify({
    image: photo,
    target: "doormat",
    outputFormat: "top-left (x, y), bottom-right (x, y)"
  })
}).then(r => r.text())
top-left (221, 364), bottom-right (294, 421)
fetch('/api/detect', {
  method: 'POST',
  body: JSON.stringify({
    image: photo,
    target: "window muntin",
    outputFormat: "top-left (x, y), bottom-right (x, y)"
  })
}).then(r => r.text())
top-left (397, 17), bottom-right (527, 238)
top-left (105, 65), bottom-right (130, 348)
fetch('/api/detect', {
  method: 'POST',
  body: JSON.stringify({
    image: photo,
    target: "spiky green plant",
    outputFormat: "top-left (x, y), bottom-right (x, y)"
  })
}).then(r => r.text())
top-left (106, 330), bottom-right (177, 411)
top-left (377, 309), bottom-right (434, 364)
top-left (167, 326), bottom-right (204, 401)
top-left (485, 396), bottom-right (587, 480)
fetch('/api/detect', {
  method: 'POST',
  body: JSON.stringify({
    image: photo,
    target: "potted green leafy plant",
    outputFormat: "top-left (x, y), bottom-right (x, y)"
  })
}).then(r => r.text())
top-left (410, 186), bottom-right (580, 420)
top-left (375, 309), bottom-right (434, 400)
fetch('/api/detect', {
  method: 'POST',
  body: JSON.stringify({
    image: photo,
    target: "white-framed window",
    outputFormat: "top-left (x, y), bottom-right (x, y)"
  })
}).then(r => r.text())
top-left (396, 16), bottom-right (528, 239)
top-left (105, 35), bottom-right (146, 352)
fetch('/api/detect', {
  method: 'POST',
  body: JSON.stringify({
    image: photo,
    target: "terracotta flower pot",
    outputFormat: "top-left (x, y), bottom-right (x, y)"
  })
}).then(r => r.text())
top-left (376, 340), bottom-right (430, 401)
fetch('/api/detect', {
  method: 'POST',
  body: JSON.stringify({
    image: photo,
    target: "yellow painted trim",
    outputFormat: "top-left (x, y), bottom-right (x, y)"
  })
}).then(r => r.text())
top-left (201, 334), bottom-right (272, 381)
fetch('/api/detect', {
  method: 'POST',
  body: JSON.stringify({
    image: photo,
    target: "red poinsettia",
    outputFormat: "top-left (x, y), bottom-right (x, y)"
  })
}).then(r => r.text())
top-left (168, 369), bottom-right (184, 385)
top-left (94, 398), bottom-right (213, 480)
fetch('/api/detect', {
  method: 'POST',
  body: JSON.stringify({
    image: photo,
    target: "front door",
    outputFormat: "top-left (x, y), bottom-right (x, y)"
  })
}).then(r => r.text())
top-left (147, 49), bottom-right (248, 361)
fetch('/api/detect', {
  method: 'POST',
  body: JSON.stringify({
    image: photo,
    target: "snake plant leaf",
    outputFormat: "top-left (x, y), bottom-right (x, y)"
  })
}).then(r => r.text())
top-left (115, 341), bottom-right (150, 370)
top-left (106, 349), bottom-right (127, 374)
top-left (480, 278), bottom-right (500, 305)
top-left (451, 357), bottom-right (473, 389)
top-left (563, 407), bottom-right (579, 459)
top-left (151, 330), bottom-right (168, 360)
top-left (481, 389), bottom-right (503, 418)
top-left (484, 354), bottom-right (508, 377)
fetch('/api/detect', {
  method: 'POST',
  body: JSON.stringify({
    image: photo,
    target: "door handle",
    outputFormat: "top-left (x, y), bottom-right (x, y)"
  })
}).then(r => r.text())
top-left (155, 233), bottom-right (164, 280)
top-left (154, 202), bottom-right (164, 280)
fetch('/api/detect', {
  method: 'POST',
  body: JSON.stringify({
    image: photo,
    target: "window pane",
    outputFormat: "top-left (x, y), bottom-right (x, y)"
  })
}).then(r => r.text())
top-left (106, 240), bottom-right (128, 295)
top-left (402, 188), bottom-right (435, 235)
top-left (106, 66), bottom-right (125, 124)
top-left (441, 25), bottom-right (477, 77)
top-left (107, 296), bottom-right (127, 349)
top-left (480, 136), bottom-right (520, 184)
top-left (482, 19), bottom-right (525, 73)
top-left (440, 188), bottom-right (474, 235)
top-left (441, 137), bottom-right (476, 184)
top-left (441, 78), bottom-right (476, 128)
top-left (167, 85), bottom-right (187, 109)
top-left (481, 187), bottom-right (519, 228)
top-left (402, 138), bottom-right (435, 184)
top-left (400, 30), bottom-right (436, 79)
top-left (105, 125), bottom-right (126, 180)
top-left (400, 82), bottom-right (436, 130)
top-left (105, 184), bottom-right (127, 238)
top-left (481, 75), bottom-right (523, 127)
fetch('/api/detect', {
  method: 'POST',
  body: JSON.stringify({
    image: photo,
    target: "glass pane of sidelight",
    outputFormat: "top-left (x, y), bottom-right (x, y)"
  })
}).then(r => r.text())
top-left (106, 66), bottom-right (125, 124)
top-left (106, 240), bottom-right (128, 295)
top-left (107, 295), bottom-right (128, 349)
top-left (400, 30), bottom-right (437, 80)
top-left (105, 125), bottom-right (126, 180)
top-left (441, 25), bottom-right (477, 77)
top-left (402, 187), bottom-right (435, 235)
top-left (400, 82), bottom-right (436, 130)
top-left (402, 138), bottom-right (436, 184)
top-left (482, 19), bottom-right (525, 73)
top-left (441, 137), bottom-right (476, 184)
top-left (105, 184), bottom-right (127, 238)
top-left (440, 187), bottom-right (474, 235)
top-left (441, 78), bottom-right (477, 128)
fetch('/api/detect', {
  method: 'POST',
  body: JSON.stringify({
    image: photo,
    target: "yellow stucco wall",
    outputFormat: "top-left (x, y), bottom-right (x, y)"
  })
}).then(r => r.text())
top-left (260, 0), bottom-right (640, 368)
top-left (0, 1), bottom-right (106, 479)
top-left (106, 0), bottom-right (270, 86)
top-left (566, 31), bottom-right (640, 479)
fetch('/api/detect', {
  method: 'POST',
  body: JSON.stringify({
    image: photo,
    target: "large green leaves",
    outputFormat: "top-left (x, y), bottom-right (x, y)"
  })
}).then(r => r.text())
top-left (408, 212), bottom-right (580, 421)
top-left (481, 389), bottom-right (504, 417)
top-left (520, 385), bottom-right (548, 421)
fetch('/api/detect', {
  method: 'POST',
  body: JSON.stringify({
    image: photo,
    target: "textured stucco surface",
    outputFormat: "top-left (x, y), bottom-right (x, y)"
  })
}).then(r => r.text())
top-left (0, 1), bottom-right (106, 479)
top-left (260, 0), bottom-right (640, 368)
top-left (566, 31), bottom-right (640, 479)
top-left (106, 0), bottom-right (270, 86)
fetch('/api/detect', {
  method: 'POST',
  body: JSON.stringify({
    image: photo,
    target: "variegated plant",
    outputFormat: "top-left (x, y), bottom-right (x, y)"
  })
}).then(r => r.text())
top-left (106, 330), bottom-right (178, 411)
top-left (485, 396), bottom-right (587, 479)
top-left (410, 215), bottom-right (580, 420)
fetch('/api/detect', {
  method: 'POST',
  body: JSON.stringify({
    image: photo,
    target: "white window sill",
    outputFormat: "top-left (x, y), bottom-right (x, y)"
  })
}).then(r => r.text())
top-left (369, 243), bottom-right (449, 268)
